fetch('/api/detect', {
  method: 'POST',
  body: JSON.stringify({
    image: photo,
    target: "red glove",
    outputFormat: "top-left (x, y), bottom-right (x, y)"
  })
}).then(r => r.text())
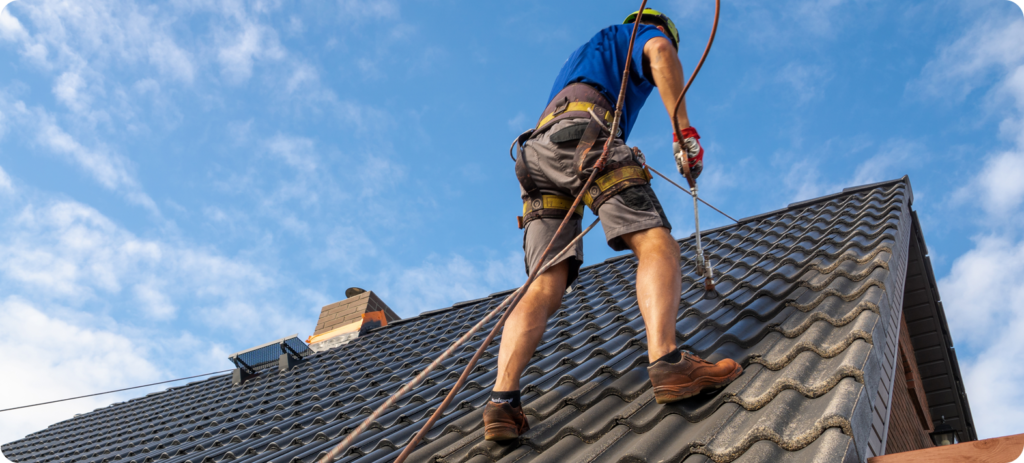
top-left (673, 127), bottom-right (704, 179)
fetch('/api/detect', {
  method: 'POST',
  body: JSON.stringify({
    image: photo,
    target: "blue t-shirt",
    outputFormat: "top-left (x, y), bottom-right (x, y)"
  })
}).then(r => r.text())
top-left (548, 24), bottom-right (668, 141)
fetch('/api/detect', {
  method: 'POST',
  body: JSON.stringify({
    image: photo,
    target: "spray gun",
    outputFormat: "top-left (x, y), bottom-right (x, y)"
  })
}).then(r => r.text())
top-left (676, 143), bottom-right (717, 299)
top-left (688, 179), bottom-right (717, 298)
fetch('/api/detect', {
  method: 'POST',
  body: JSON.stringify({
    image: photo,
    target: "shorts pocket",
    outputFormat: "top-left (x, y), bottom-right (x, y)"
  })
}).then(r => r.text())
top-left (620, 186), bottom-right (655, 212)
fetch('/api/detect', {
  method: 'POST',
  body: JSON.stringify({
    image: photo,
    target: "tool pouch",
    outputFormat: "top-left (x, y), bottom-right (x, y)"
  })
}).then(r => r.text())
top-left (536, 84), bottom-right (619, 182)
top-left (512, 128), bottom-right (539, 197)
top-left (549, 122), bottom-right (589, 144)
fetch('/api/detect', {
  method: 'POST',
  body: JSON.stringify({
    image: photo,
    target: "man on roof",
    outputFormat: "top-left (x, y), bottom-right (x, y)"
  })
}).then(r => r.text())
top-left (486, 9), bottom-right (744, 441)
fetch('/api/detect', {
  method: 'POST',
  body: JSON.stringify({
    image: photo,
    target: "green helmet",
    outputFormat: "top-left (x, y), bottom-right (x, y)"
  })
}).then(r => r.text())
top-left (623, 8), bottom-right (679, 49)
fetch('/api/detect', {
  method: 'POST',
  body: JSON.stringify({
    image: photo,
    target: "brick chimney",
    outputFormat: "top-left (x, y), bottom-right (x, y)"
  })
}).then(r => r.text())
top-left (307, 288), bottom-right (400, 352)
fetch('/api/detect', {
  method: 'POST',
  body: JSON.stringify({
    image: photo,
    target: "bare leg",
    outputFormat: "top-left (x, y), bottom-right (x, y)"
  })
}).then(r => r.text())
top-left (494, 261), bottom-right (569, 391)
top-left (621, 227), bottom-right (681, 363)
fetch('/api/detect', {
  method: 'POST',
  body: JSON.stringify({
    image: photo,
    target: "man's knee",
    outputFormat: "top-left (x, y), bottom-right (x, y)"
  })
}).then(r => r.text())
top-left (622, 227), bottom-right (679, 260)
top-left (535, 260), bottom-right (570, 291)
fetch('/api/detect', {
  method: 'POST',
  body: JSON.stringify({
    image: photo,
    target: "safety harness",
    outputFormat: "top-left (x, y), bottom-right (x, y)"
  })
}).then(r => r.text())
top-left (517, 195), bottom-right (586, 229)
top-left (582, 159), bottom-right (652, 212)
top-left (513, 83), bottom-right (650, 228)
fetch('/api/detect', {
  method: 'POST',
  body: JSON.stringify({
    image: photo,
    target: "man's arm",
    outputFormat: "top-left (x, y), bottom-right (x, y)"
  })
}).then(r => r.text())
top-left (643, 36), bottom-right (689, 131)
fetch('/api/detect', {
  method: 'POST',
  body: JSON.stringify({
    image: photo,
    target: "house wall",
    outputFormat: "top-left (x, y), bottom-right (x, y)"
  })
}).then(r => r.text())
top-left (885, 314), bottom-right (934, 454)
top-left (886, 363), bottom-right (933, 453)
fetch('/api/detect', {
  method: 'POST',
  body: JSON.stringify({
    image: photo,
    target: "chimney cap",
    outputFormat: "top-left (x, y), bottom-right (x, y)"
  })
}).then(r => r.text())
top-left (345, 287), bottom-right (367, 298)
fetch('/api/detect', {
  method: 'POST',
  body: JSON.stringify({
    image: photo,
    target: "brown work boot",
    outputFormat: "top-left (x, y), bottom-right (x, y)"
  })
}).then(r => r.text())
top-left (647, 351), bottom-right (743, 404)
top-left (483, 401), bottom-right (530, 441)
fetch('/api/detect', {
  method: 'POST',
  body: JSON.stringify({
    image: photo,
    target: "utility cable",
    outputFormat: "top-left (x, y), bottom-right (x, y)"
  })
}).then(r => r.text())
top-left (647, 165), bottom-right (738, 223)
top-left (0, 370), bottom-right (233, 413)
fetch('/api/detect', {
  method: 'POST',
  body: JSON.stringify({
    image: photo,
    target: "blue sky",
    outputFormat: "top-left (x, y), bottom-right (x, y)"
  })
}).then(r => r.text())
top-left (1, 0), bottom-right (1023, 454)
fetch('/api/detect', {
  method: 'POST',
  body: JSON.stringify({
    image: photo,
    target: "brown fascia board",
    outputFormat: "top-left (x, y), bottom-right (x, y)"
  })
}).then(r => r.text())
top-left (867, 433), bottom-right (1024, 462)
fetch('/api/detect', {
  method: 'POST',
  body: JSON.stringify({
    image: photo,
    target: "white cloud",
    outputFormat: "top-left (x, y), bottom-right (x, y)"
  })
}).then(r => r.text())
top-left (850, 139), bottom-right (926, 186)
top-left (267, 134), bottom-right (317, 173)
top-left (966, 150), bottom-right (1024, 216)
top-left (0, 101), bottom-right (7, 141)
top-left (0, 0), bottom-right (222, 212)
top-left (938, 235), bottom-right (1024, 438)
top-left (35, 110), bottom-right (157, 212)
top-left (336, 0), bottom-right (398, 21)
top-left (0, 198), bottom-right (306, 335)
top-left (0, 297), bottom-right (163, 455)
top-left (217, 22), bottom-right (284, 84)
top-left (2, 0), bottom-right (197, 78)
top-left (334, 100), bottom-right (392, 133)
top-left (0, 0), bottom-right (42, 66)
top-left (794, 0), bottom-right (849, 36)
top-left (252, 134), bottom-right (325, 229)
top-left (355, 153), bottom-right (405, 198)
top-left (286, 15), bottom-right (303, 35)
top-left (0, 92), bottom-right (156, 210)
top-left (730, 0), bottom-right (874, 46)
top-left (285, 63), bottom-right (318, 93)
top-left (52, 71), bottom-right (91, 114)
top-left (0, 201), bottom-right (158, 298)
top-left (133, 280), bottom-right (177, 319)
top-left (771, 135), bottom-right (921, 204)
top-left (940, 236), bottom-right (1024, 347)
top-left (931, 13), bottom-right (1024, 222)
top-left (916, 14), bottom-right (1024, 103)
top-left (148, 37), bottom-right (195, 84)
top-left (776, 62), bottom-right (831, 104)
top-left (924, 7), bottom-right (1024, 440)
top-left (375, 253), bottom-right (522, 318)
top-left (319, 225), bottom-right (378, 272)
top-left (0, 0), bottom-right (28, 44)
top-left (778, 156), bottom-right (838, 202)
top-left (0, 164), bottom-right (11, 193)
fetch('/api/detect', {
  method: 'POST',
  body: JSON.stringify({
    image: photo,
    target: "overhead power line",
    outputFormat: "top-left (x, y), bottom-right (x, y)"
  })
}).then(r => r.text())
top-left (0, 370), bottom-right (234, 413)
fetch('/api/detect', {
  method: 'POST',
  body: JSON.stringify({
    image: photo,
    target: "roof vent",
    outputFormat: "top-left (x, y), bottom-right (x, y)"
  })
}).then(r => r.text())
top-left (228, 334), bottom-right (312, 385)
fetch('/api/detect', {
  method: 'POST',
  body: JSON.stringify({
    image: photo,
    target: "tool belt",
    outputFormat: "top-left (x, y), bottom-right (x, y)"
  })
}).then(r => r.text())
top-left (535, 83), bottom-right (615, 134)
top-left (517, 195), bottom-right (585, 229)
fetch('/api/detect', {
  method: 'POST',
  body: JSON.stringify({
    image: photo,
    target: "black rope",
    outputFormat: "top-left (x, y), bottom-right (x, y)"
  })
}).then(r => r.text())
top-left (0, 370), bottom-right (234, 413)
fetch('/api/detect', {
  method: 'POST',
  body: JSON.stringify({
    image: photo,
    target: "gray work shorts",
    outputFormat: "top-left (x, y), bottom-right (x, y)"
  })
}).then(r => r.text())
top-left (520, 118), bottom-right (672, 286)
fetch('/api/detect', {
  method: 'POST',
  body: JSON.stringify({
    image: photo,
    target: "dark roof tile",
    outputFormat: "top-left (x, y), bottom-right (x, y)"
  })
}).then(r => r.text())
top-left (4, 178), bottom-right (967, 463)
